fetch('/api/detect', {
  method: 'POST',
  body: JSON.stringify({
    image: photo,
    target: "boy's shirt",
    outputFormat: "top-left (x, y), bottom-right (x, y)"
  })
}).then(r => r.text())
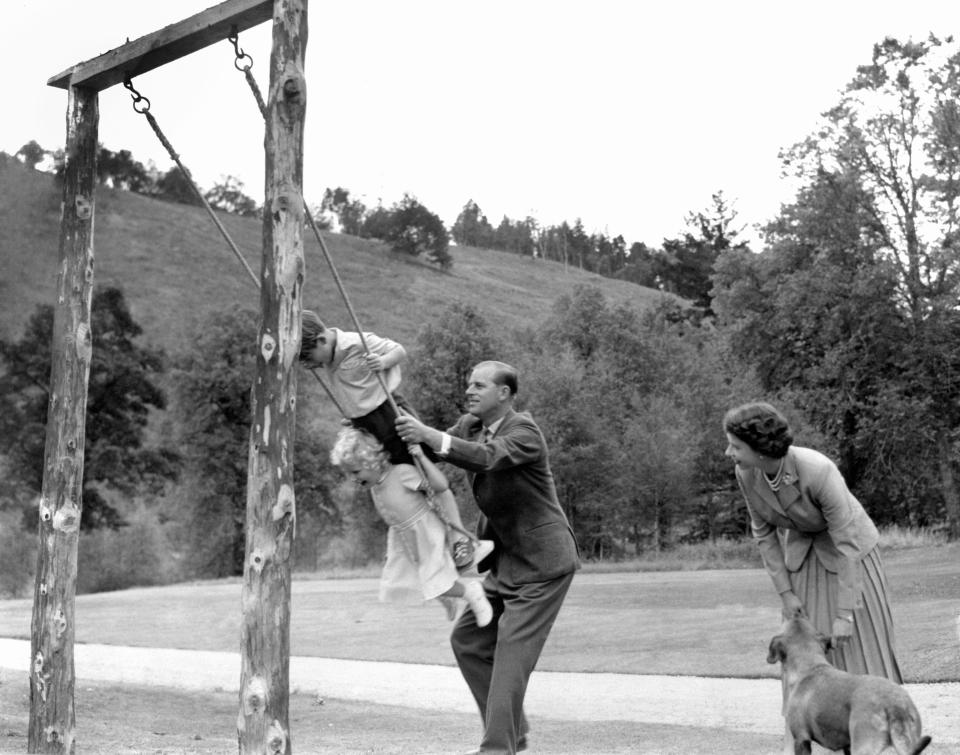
top-left (323, 328), bottom-right (403, 418)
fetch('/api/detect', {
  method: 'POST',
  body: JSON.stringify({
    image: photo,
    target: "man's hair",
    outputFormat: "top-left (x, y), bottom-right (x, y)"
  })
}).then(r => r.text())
top-left (329, 427), bottom-right (387, 471)
top-left (723, 402), bottom-right (794, 458)
top-left (476, 360), bottom-right (518, 396)
top-left (299, 310), bottom-right (327, 362)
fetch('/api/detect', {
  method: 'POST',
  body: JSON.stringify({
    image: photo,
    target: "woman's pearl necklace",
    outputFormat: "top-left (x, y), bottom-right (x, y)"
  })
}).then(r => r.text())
top-left (764, 457), bottom-right (786, 491)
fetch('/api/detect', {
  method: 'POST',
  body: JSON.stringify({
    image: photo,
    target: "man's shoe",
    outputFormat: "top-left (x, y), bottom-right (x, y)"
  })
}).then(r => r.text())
top-left (459, 736), bottom-right (527, 754)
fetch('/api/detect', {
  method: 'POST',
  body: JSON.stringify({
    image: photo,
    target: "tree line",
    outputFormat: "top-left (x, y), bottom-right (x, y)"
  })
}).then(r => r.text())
top-left (2, 35), bottom-right (958, 595)
top-left (13, 141), bottom-right (454, 269)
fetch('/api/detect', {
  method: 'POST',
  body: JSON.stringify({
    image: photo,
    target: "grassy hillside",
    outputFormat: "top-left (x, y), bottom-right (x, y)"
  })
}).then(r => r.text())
top-left (0, 158), bottom-right (670, 357)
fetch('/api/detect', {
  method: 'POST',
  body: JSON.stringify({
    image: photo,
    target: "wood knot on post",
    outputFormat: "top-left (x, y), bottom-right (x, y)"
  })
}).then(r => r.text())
top-left (249, 550), bottom-right (266, 574)
top-left (242, 676), bottom-right (269, 715)
top-left (282, 78), bottom-right (303, 105)
top-left (52, 607), bottom-right (68, 640)
top-left (39, 582), bottom-right (48, 596)
top-left (260, 333), bottom-right (277, 363)
top-left (271, 194), bottom-right (292, 222)
top-left (53, 503), bottom-right (81, 533)
top-left (272, 484), bottom-right (295, 522)
top-left (33, 652), bottom-right (47, 702)
top-left (74, 195), bottom-right (92, 220)
top-left (44, 726), bottom-right (61, 744)
top-left (267, 720), bottom-right (288, 754)
top-left (75, 321), bottom-right (92, 362)
top-left (39, 502), bottom-right (53, 524)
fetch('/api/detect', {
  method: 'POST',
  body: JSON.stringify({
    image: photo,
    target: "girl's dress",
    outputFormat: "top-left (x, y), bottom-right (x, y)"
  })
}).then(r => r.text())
top-left (370, 463), bottom-right (458, 603)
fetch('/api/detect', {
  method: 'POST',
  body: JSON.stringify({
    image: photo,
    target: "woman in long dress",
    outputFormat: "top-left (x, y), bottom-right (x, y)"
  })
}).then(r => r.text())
top-left (723, 402), bottom-right (902, 678)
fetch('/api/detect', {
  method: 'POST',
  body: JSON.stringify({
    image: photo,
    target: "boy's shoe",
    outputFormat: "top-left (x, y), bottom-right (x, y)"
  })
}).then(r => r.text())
top-left (463, 581), bottom-right (493, 628)
top-left (451, 538), bottom-right (474, 569)
top-left (473, 539), bottom-right (495, 568)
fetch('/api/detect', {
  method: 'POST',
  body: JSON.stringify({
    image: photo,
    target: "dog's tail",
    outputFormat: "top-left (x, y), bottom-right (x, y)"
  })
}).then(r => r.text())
top-left (888, 707), bottom-right (931, 755)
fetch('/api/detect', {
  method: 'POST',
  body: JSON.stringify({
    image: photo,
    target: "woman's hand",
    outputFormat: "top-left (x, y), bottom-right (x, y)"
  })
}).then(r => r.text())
top-left (780, 591), bottom-right (805, 620)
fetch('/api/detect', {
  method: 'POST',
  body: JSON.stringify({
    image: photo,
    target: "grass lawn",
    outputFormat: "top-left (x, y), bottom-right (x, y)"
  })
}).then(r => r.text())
top-left (0, 543), bottom-right (957, 681)
top-left (0, 544), bottom-right (956, 753)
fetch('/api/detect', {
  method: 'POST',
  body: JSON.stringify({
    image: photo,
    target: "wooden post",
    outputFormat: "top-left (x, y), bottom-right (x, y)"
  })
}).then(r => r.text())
top-left (238, 1), bottom-right (307, 753)
top-left (28, 85), bottom-right (98, 755)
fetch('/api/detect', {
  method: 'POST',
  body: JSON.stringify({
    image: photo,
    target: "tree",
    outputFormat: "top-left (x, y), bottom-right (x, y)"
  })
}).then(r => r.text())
top-left (359, 203), bottom-right (393, 241)
top-left (383, 194), bottom-right (452, 269)
top-left (775, 35), bottom-right (960, 534)
top-left (172, 309), bottom-right (257, 576)
top-left (658, 191), bottom-right (747, 313)
top-left (0, 287), bottom-right (179, 529)
top-left (97, 146), bottom-right (150, 192)
top-left (204, 175), bottom-right (260, 217)
top-left (16, 140), bottom-right (47, 170)
top-left (406, 302), bottom-right (495, 427)
top-left (156, 166), bottom-right (202, 206)
top-left (172, 309), bottom-right (338, 576)
top-left (451, 199), bottom-right (495, 248)
top-left (321, 186), bottom-right (367, 235)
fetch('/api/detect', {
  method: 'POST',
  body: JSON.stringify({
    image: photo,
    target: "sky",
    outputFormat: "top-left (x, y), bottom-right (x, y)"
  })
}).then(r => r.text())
top-left (3, 1), bottom-right (955, 250)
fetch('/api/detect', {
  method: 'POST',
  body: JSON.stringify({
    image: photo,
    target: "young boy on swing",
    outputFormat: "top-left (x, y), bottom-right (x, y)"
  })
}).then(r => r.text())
top-left (299, 310), bottom-right (489, 568)
top-left (330, 427), bottom-right (493, 625)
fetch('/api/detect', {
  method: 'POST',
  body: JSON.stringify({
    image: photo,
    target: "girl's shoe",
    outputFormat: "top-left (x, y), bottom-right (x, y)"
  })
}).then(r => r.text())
top-left (463, 581), bottom-right (493, 627)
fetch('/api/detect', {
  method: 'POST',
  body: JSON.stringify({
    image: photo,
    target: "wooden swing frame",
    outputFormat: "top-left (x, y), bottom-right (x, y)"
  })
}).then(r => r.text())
top-left (36, 2), bottom-right (303, 753)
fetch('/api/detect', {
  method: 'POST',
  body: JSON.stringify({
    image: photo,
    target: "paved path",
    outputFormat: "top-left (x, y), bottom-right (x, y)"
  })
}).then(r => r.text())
top-left (1, 638), bottom-right (957, 745)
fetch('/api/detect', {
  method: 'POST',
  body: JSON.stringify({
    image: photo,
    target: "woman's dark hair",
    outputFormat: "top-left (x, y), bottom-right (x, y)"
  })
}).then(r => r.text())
top-left (723, 402), bottom-right (794, 458)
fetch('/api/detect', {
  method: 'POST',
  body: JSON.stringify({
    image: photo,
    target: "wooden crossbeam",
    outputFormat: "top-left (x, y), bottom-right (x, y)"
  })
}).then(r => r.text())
top-left (47, 0), bottom-right (273, 91)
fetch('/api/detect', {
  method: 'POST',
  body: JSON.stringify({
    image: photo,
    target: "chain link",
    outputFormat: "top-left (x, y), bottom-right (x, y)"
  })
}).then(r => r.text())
top-left (122, 76), bottom-right (151, 114)
top-left (227, 26), bottom-right (254, 72)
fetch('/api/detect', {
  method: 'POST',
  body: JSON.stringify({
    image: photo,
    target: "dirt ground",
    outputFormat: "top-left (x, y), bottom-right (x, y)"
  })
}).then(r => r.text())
top-left (1, 639), bottom-right (957, 754)
top-left (0, 672), bottom-right (786, 755)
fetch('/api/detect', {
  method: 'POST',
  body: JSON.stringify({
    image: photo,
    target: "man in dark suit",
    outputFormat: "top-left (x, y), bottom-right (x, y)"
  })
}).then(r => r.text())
top-left (396, 360), bottom-right (580, 755)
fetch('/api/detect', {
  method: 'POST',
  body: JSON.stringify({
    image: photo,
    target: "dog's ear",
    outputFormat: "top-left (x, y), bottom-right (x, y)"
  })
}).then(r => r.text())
top-left (767, 635), bottom-right (786, 664)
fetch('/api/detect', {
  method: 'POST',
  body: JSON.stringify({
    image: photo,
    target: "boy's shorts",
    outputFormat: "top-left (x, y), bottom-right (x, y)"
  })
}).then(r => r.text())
top-left (350, 393), bottom-right (438, 466)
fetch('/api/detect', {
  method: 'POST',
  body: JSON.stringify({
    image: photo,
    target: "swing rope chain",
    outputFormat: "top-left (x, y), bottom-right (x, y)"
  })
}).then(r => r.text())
top-left (122, 76), bottom-right (260, 290)
top-left (120, 36), bottom-right (476, 547)
top-left (231, 31), bottom-right (476, 545)
top-left (122, 74), bottom-right (348, 416)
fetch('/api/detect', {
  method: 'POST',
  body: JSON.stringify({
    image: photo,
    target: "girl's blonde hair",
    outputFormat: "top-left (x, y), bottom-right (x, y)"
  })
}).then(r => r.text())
top-left (330, 427), bottom-right (388, 471)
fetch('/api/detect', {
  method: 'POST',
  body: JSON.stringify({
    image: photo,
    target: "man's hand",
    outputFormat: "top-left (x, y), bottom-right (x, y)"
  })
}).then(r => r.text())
top-left (396, 414), bottom-right (444, 453)
top-left (396, 414), bottom-right (432, 445)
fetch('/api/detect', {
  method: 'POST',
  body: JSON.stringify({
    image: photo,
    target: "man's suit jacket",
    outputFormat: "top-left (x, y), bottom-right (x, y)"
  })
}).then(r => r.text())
top-left (445, 408), bottom-right (580, 584)
top-left (735, 445), bottom-right (879, 610)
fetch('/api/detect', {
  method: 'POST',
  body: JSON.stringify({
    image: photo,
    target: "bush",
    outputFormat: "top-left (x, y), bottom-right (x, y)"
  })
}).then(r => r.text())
top-left (878, 524), bottom-right (949, 549)
top-left (0, 511), bottom-right (36, 597)
top-left (77, 506), bottom-right (177, 593)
